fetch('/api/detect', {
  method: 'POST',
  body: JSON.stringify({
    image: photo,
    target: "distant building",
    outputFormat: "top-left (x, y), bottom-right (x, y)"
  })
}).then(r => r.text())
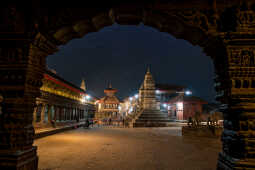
top-left (168, 95), bottom-right (208, 120)
top-left (33, 69), bottom-right (96, 129)
top-left (133, 68), bottom-right (171, 127)
top-left (155, 84), bottom-right (186, 111)
top-left (139, 67), bottom-right (158, 110)
top-left (80, 78), bottom-right (86, 91)
top-left (95, 84), bottom-right (120, 120)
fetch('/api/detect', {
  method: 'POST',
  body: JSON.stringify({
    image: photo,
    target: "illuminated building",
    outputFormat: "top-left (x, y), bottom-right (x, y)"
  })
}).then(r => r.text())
top-left (33, 69), bottom-right (96, 129)
top-left (95, 84), bottom-right (120, 120)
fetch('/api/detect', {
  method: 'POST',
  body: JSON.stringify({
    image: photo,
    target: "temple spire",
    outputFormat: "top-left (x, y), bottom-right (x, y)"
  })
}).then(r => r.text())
top-left (147, 66), bottom-right (150, 74)
top-left (108, 82), bottom-right (112, 89)
top-left (80, 78), bottom-right (86, 91)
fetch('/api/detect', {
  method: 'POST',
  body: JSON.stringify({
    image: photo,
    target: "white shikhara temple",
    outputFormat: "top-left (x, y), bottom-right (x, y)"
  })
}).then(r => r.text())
top-left (133, 68), bottom-right (171, 127)
top-left (139, 67), bottom-right (159, 110)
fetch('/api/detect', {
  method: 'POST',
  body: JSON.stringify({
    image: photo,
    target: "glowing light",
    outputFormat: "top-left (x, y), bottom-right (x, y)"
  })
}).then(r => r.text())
top-left (86, 95), bottom-right (91, 100)
top-left (134, 94), bottom-right (139, 99)
top-left (185, 90), bottom-right (192, 95)
top-left (129, 97), bottom-right (133, 101)
top-left (156, 90), bottom-right (160, 94)
top-left (177, 102), bottom-right (183, 110)
top-left (163, 103), bottom-right (167, 108)
top-left (118, 106), bottom-right (121, 110)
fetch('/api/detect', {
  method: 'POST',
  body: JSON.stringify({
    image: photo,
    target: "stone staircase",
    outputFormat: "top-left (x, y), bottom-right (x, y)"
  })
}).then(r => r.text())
top-left (132, 109), bottom-right (174, 127)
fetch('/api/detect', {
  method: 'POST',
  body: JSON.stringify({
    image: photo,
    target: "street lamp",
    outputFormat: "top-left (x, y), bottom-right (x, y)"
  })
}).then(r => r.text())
top-left (134, 94), bottom-right (139, 99)
top-left (185, 90), bottom-right (192, 95)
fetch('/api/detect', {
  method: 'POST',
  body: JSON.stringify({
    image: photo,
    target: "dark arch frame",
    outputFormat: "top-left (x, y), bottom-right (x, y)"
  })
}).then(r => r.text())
top-left (1, 1), bottom-right (255, 169)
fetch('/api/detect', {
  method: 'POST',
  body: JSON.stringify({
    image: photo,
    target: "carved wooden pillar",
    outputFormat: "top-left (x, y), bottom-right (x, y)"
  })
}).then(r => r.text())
top-left (0, 43), bottom-right (40, 170)
top-left (0, 8), bottom-right (57, 168)
top-left (208, 37), bottom-right (255, 169)
top-left (0, 36), bottom-right (39, 169)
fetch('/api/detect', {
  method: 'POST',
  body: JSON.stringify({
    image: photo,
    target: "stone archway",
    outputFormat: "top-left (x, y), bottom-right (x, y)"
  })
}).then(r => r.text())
top-left (1, 1), bottom-right (255, 169)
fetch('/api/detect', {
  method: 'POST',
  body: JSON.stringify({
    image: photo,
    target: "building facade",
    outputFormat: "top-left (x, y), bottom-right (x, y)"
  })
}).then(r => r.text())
top-left (33, 70), bottom-right (95, 129)
top-left (95, 84), bottom-right (120, 120)
top-left (167, 95), bottom-right (208, 120)
top-left (155, 84), bottom-right (186, 111)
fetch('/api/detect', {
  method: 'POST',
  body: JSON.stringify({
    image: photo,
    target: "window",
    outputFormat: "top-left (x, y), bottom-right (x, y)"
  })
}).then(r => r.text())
top-left (243, 80), bottom-right (249, 88)
top-left (235, 80), bottom-right (241, 88)
top-left (252, 80), bottom-right (255, 88)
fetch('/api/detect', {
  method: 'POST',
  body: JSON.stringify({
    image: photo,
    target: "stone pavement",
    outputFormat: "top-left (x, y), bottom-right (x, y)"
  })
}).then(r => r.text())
top-left (34, 122), bottom-right (84, 139)
top-left (35, 127), bottom-right (221, 170)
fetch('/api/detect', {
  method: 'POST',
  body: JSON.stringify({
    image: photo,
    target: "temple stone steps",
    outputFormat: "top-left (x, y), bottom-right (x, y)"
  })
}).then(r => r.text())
top-left (132, 109), bottom-right (173, 127)
top-left (135, 119), bottom-right (172, 122)
top-left (133, 122), bottom-right (168, 127)
top-left (139, 115), bottom-right (168, 118)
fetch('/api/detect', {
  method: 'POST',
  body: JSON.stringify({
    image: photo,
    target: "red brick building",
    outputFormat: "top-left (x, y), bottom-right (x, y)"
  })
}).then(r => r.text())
top-left (168, 95), bottom-right (208, 120)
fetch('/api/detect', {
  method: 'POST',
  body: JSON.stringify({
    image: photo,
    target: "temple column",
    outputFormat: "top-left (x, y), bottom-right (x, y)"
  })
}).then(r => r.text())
top-left (0, 22), bottom-right (57, 170)
top-left (204, 36), bottom-right (255, 169)
top-left (40, 103), bottom-right (46, 124)
top-left (70, 108), bottom-right (73, 120)
top-left (65, 108), bottom-right (68, 121)
top-left (45, 104), bottom-right (50, 124)
top-left (53, 106), bottom-right (57, 122)
top-left (69, 108), bottom-right (72, 121)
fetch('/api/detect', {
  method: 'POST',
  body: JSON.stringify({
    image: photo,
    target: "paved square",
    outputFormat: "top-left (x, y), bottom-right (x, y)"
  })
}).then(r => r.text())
top-left (35, 127), bottom-right (221, 170)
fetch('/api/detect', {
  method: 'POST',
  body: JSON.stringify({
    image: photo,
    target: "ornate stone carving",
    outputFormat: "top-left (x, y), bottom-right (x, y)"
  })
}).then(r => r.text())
top-left (229, 47), bottom-right (255, 66)
top-left (237, 10), bottom-right (255, 31)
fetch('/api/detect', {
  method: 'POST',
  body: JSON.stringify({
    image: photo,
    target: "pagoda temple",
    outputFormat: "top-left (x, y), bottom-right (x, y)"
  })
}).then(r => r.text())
top-left (95, 84), bottom-right (120, 120)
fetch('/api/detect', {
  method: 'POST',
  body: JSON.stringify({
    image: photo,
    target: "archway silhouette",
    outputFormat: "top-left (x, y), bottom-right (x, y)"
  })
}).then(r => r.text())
top-left (1, 2), bottom-right (255, 170)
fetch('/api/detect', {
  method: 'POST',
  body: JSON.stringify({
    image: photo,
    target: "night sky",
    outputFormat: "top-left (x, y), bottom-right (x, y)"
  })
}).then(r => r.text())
top-left (47, 23), bottom-right (216, 102)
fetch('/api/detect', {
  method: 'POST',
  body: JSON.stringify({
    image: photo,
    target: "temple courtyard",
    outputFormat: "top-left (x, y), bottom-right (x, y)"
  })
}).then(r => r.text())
top-left (35, 127), bottom-right (221, 170)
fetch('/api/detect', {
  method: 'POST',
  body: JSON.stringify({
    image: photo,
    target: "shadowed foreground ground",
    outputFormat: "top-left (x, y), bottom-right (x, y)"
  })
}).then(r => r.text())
top-left (35, 127), bottom-right (221, 170)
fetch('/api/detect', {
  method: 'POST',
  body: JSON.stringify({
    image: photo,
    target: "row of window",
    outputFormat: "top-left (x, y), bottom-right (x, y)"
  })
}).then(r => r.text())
top-left (104, 104), bottom-right (118, 109)
top-left (234, 80), bottom-right (255, 88)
